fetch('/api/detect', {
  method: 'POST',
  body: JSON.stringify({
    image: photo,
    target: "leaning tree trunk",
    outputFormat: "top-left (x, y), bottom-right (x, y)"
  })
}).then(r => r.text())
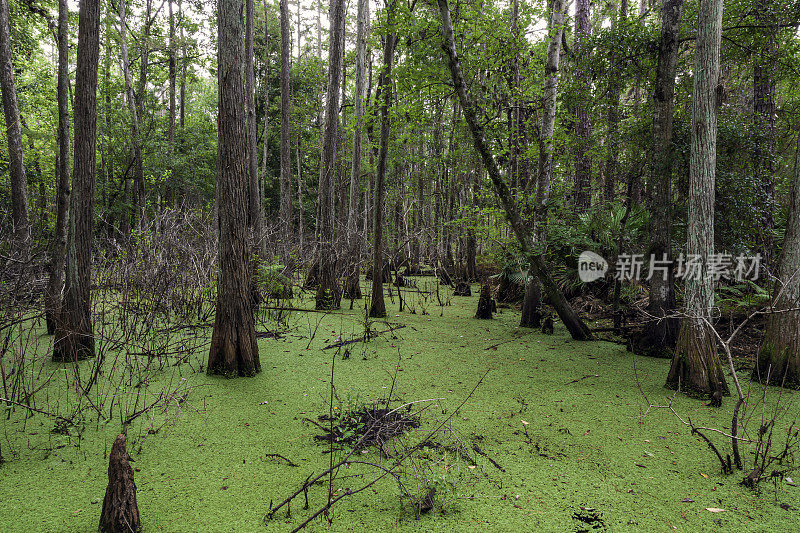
top-left (99, 434), bottom-right (141, 533)
top-left (645, 0), bottom-right (683, 352)
top-left (369, 0), bottom-right (397, 319)
top-left (53, 0), bottom-right (101, 362)
top-left (0, 0), bottom-right (30, 260)
top-left (666, 0), bottom-right (728, 398)
top-left (343, 0), bottom-right (369, 300)
top-left (46, 0), bottom-right (72, 335)
top-left (279, 0), bottom-right (293, 240)
top-left (438, 0), bottom-right (592, 341)
top-left (314, 0), bottom-right (346, 310)
top-left (572, 0), bottom-right (592, 213)
top-left (755, 130), bottom-right (800, 387)
top-left (207, 0), bottom-right (260, 377)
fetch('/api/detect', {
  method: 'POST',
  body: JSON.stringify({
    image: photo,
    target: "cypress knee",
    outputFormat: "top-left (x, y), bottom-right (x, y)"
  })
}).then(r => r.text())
top-left (475, 283), bottom-right (493, 319)
top-left (99, 434), bottom-right (141, 533)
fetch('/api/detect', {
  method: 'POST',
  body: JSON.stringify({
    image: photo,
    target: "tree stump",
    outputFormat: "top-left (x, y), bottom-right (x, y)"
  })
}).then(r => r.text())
top-left (453, 281), bottom-right (471, 296)
top-left (475, 283), bottom-right (493, 319)
top-left (99, 434), bottom-right (141, 533)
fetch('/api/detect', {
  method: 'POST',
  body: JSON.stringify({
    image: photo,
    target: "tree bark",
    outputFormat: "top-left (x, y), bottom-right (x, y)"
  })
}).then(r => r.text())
top-left (53, 0), bottom-right (101, 362)
top-left (261, 0), bottom-right (270, 206)
top-left (246, 0), bottom-right (264, 259)
top-left (666, 0), bottom-right (728, 397)
top-left (279, 0), bottom-right (293, 238)
top-left (0, 0), bottom-right (31, 259)
top-left (46, 0), bottom-right (72, 335)
top-left (753, 0), bottom-right (776, 269)
top-left (645, 0), bottom-right (683, 352)
top-left (207, 0), bottom-right (260, 377)
top-left (573, 0), bottom-right (592, 213)
top-left (118, 0), bottom-right (144, 235)
top-left (167, 0), bottom-right (176, 206)
top-left (99, 434), bottom-right (141, 533)
top-left (521, 0), bottom-right (566, 329)
top-left (755, 128), bottom-right (800, 387)
top-left (314, 0), bottom-right (346, 310)
top-left (438, 0), bottom-right (592, 341)
top-left (603, 0), bottom-right (627, 204)
top-left (369, 0), bottom-right (398, 319)
top-left (344, 0), bottom-right (369, 300)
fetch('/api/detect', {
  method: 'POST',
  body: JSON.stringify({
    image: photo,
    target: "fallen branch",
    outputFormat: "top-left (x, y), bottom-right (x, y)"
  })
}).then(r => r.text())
top-left (321, 324), bottom-right (406, 350)
top-left (472, 444), bottom-right (505, 472)
top-left (565, 374), bottom-right (599, 385)
top-left (265, 453), bottom-right (299, 467)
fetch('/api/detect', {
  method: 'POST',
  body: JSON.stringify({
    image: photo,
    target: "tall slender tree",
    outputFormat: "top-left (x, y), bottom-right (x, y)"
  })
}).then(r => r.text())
top-left (665, 0), bottom-right (728, 397)
top-left (207, 0), bottom-right (260, 377)
top-left (0, 0), bottom-right (31, 259)
top-left (520, 0), bottom-right (567, 329)
top-left (343, 0), bottom-right (369, 300)
top-left (603, 0), bottom-right (627, 203)
top-left (573, 0), bottom-right (592, 213)
top-left (369, 0), bottom-right (398, 319)
top-left (246, 0), bottom-right (264, 257)
top-left (118, 0), bottom-right (144, 235)
top-left (46, 0), bottom-right (72, 335)
top-left (279, 0), bottom-right (293, 239)
top-left (315, 0), bottom-right (346, 310)
top-left (753, 0), bottom-right (777, 269)
top-left (53, 0), bottom-right (101, 362)
top-left (645, 0), bottom-right (683, 352)
top-left (167, 0), bottom-right (176, 206)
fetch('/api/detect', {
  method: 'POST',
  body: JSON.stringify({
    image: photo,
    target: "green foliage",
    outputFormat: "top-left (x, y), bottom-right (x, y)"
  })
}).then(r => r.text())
top-left (716, 280), bottom-right (771, 316)
top-left (255, 261), bottom-right (293, 300)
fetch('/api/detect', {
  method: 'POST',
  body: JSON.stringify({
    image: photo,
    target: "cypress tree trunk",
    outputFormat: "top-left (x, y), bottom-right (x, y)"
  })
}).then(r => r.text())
top-left (0, 0), bottom-right (31, 260)
top-left (521, 0), bottom-right (566, 329)
top-left (344, 0), bottom-right (369, 300)
top-left (118, 0), bottom-right (144, 235)
top-left (369, 0), bottom-right (398, 319)
top-left (207, 0), bottom-right (260, 377)
top-left (666, 0), bottom-right (728, 397)
top-left (755, 130), bottom-right (800, 387)
top-left (438, 0), bottom-right (592, 341)
top-left (603, 0), bottom-right (628, 203)
top-left (246, 0), bottom-right (263, 258)
top-left (645, 0), bottom-right (683, 352)
top-left (315, 0), bottom-right (346, 310)
top-left (573, 0), bottom-right (592, 213)
top-left (53, 0), bottom-right (101, 362)
top-left (167, 0), bottom-right (176, 207)
top-left (279, 0), bottom-right (293, 239)
top-left (753, 0), bottom-right (776, 269)
top-left (46, 0), bottom-right (72, 335)
top-left (134, 0), bottom-right (152, 218)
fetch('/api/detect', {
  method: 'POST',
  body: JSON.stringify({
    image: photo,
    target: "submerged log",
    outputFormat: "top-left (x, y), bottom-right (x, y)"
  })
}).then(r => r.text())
top-left (99, 434), bottom-right (141, 533)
